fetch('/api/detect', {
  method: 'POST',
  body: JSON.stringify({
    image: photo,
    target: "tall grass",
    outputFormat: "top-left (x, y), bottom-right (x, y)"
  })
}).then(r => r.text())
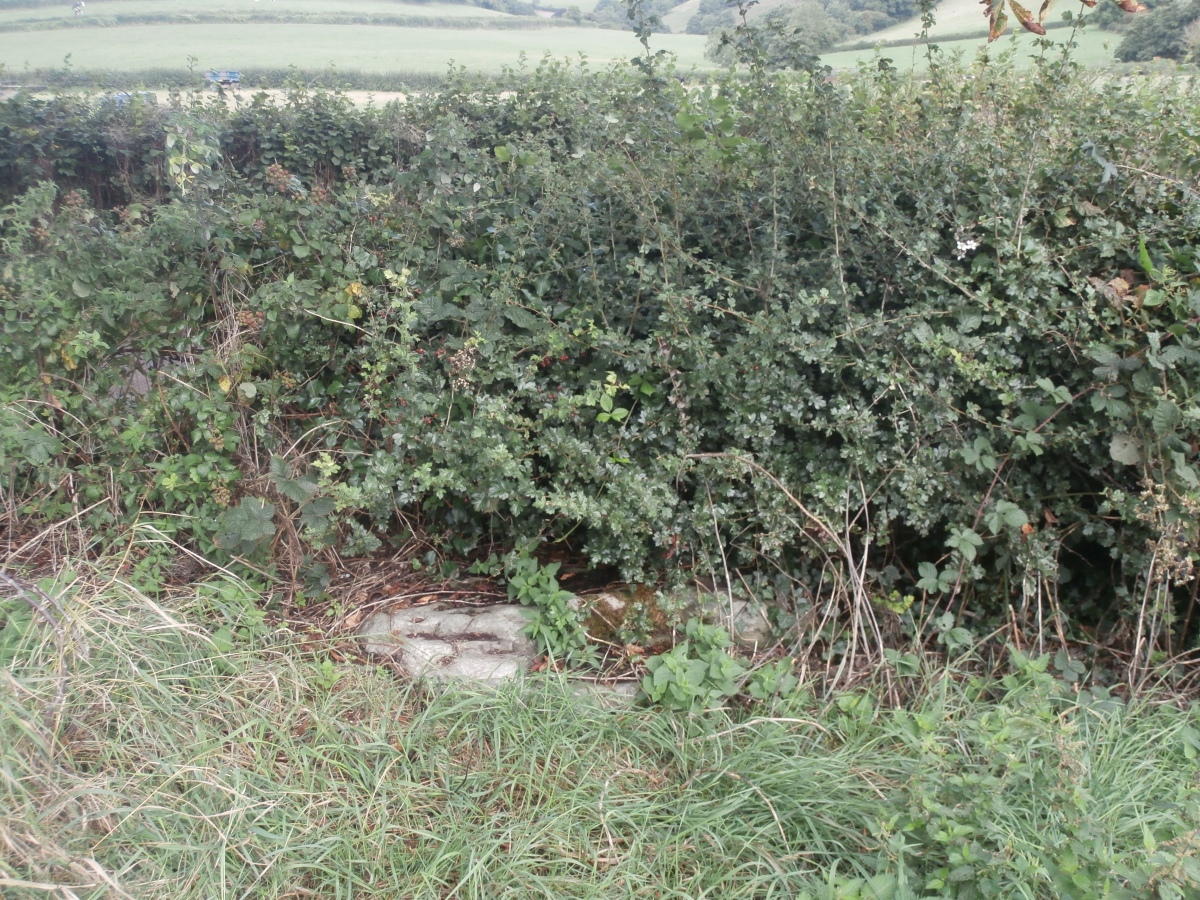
top-left (3, 566), bottom-right (1199, 897)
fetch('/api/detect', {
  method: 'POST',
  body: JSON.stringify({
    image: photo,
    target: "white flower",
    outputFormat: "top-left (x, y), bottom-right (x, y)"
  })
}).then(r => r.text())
top-left (955, 238), bottom-right (980, 260)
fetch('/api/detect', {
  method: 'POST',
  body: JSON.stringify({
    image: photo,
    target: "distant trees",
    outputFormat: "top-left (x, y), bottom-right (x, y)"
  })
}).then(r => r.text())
top-left (589, 0), bottom-right (675, 30)
top-left (1114, 0), bottom-right (1200, 60)
top-left (705, 4), bottom-right (844, 67)
top-left (693, 0), bottom-right (919, 55)
top-left (686, 0), bottom-right (737, 35)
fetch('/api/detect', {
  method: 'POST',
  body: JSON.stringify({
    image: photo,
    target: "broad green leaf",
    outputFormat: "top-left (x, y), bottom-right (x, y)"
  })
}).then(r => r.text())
top-left (947, 526), bottom-right (983, 562)
top-left (1109, 433), bottom-right (1141, 466)
top-left (1152, 399), bottom-right (1180, 436)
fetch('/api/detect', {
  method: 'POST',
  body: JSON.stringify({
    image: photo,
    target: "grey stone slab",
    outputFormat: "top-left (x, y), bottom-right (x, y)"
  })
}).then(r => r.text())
top-left (358, 602), bottom-right (536, 685)
top-left (428, 612), bottom-right (474, 636)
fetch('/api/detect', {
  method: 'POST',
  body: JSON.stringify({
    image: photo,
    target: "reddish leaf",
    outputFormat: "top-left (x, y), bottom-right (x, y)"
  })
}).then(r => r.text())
top-left (1011, 0), bottom-right (1048, 34)
top-left (1116, 0), bottom-right (1146, 10)
top-left (990, 10), bottom-right (1009, 39)
top-left (985, 0), bottom-right (1009, 41)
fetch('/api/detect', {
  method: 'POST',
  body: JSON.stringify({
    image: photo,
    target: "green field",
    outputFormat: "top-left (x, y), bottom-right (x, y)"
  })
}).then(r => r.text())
top-left (0, 21), bottom-right (710, 73)
top-left (0, 0), bottom-right (513, 24)
top-left (0, 0), bottom-right (1125, 77)
top-left (822, 25), bottom-right (1118, 70)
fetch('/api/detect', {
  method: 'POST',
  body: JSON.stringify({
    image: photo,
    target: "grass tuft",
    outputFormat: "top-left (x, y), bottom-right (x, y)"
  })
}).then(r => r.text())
top-left (2, 567), bottom-right (1200, 896)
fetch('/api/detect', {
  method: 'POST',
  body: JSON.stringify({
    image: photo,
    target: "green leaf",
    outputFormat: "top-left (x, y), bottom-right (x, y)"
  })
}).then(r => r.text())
top-left (947, 526), bottom-right (983, 562)
top-left (917, 562), bottom-right (949, 593)
top-left (1170, 452), bottom-right (1199, 488)
top-left (1181, 726), bottom-right (1200, 761)
top-left (1152, 400), bottom-right (1180, 436)
top-left (1142, 288), bottom-right (1166, 308)
top-left (1109, 433), bottom-right (1141, 466)
top-left (984, 500), bottom-right (1028, 535)
top-left (214, 498), bottom-right (276, 553)
top-left (1139, 238), bottom-right (1155, 279)
top-left (493, 144), bottom-right (512, 162)
top-left (15, 426), bottom-right (63, 465)
top-left (71, 279), bottom-right (91, 298)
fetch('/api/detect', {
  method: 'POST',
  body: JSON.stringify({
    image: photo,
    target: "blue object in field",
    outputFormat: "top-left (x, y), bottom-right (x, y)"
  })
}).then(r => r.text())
top-left (206, 70), bottom-right (241, 86)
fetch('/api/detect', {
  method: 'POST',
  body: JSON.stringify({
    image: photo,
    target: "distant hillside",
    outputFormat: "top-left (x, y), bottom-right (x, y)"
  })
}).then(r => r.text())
top-left (660, 0), bottom-right (698, 32)
top-left (663, 0), bottom-right (923, 37)
top-left (859, 0), bottom-right (996, 42)
top-left (659, 0), bottom-right (1099, 41)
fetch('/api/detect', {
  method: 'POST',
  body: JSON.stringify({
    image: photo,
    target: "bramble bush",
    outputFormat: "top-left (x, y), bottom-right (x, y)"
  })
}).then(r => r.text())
top-left (4, 47), bottom-right (1200, 661)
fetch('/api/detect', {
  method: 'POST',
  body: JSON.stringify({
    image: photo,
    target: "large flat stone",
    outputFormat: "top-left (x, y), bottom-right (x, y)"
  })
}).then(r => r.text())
top-left (358, 602), bottom-right (536, 684)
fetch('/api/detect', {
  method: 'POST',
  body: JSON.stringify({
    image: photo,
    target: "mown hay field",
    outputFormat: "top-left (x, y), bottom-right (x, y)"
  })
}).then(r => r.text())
top-left (0, 0), bottom-right (514, 25)
top-left (0, 21), bottom-right (711, 74)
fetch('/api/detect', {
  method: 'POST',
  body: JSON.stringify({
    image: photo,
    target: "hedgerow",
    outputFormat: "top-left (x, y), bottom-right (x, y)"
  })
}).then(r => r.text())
top-left (3, 50), bottom-right (1200, 659)
top-left (7, 66), bottom-right (451, 92)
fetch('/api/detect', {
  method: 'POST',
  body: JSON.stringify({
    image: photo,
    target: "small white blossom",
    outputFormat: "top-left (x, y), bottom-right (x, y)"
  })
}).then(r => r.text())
top-left (955, 238), bottom-right (980, 260)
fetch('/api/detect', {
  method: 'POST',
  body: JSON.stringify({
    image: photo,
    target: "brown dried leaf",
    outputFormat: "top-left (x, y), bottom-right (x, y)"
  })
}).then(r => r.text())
top-left (1116, 0), bottom-right (1146, 11)
top-left (1010, 0), bottom-right (1047, 34)
top-left (989, 7), bottom-right (1009, 39)
top-left (981, 0), bottom-right (1008, 40)
top-left (1089, 276), bottom-right (1122, 305)
top-left (1038, 0), bottom-right (1053, 22)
